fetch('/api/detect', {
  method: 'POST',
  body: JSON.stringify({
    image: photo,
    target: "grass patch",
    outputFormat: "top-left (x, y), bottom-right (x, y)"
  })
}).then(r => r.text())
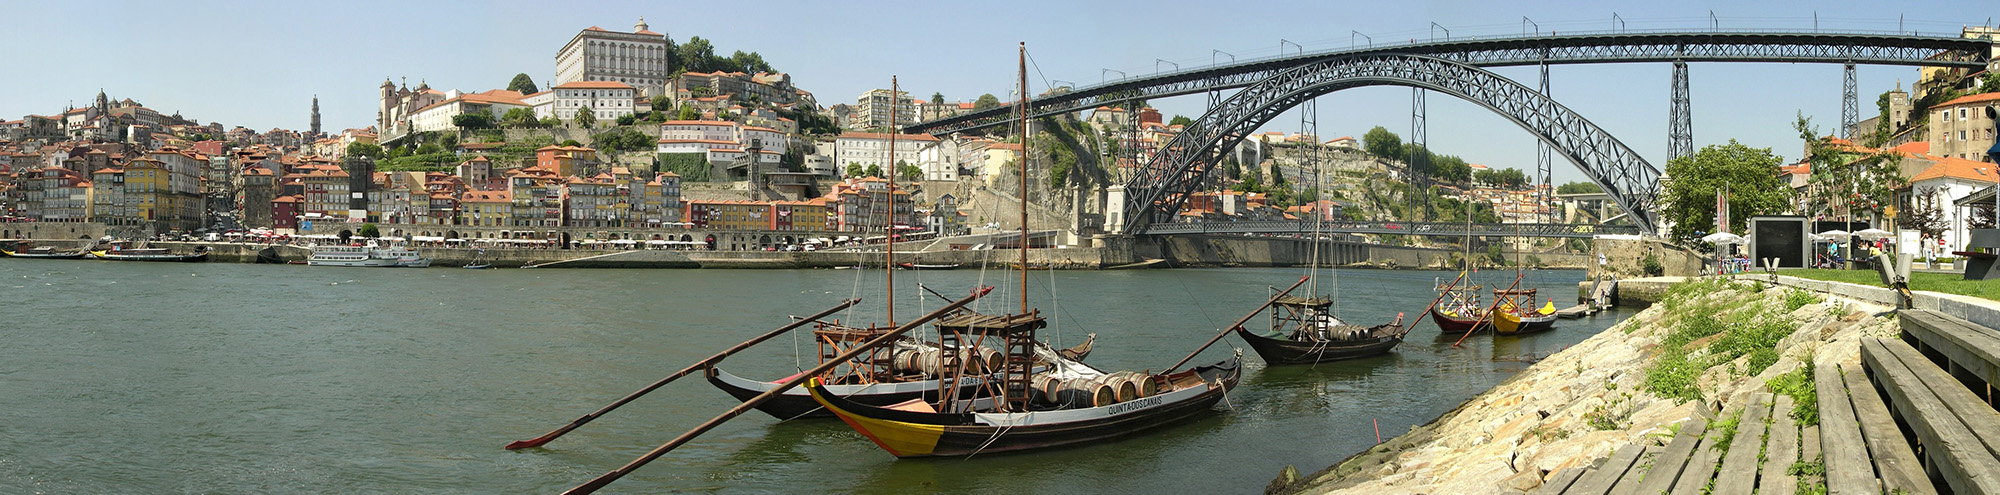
top-left (1642, 278), bottom-right (1801, 404)
top-left (1783, 288), bottom-right (1822, 312)
top-left (1710, 410), bottom-right (1744, 452)
top-left (1788, 268), bottom-right (2000, 301)
top-left (1765, 363), bottom-right (1820, 426)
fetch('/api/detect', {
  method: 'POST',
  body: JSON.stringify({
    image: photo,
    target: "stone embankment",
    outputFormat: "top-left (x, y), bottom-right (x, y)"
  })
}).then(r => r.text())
top-left (1268, 277), bottom-right (1897, 495)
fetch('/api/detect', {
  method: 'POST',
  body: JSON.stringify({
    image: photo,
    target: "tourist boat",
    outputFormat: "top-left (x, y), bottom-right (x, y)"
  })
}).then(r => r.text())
top-left (90, 246), bottom-right (209, 262)
top-left (2, 244), bottom-right (87, 259)
top-left (1491, 289), bottom-right (1558, 335)
top-left (1234, 117), bottom-right (1405, 365)
top-left (708, 337), bottom-right (1096, 420)
top-left (810, 45), bottom-right (1237, 459)
top-left (1237, 294), bottom-right (1404, 365)
top-left (307, 244), bottom-right (428, 267)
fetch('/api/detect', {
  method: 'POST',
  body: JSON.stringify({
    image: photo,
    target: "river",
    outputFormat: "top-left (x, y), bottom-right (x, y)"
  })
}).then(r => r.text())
top-left (0, 260), bottom-right (1631, 494)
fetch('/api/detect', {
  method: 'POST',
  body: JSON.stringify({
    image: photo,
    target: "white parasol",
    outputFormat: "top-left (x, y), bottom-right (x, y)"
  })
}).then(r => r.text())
top-left (1701, 232), bottom-right (1746, 245)
top-left (1853, 228), bottom-right (1893, 240)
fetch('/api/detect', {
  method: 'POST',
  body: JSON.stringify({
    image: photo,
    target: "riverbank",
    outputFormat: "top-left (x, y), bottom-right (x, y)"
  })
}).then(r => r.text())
top-left (1268, 277), bottom-right (1897, 494)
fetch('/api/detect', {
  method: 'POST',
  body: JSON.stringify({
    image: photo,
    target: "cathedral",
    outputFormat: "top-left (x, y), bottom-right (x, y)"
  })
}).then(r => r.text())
top-left (377, 77), bottom-right (445, 143)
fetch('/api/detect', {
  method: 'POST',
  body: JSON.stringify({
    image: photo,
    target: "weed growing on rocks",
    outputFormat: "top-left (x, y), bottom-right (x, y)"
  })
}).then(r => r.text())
top-left (1710, 410), bottom-right (1744, 452)
top-left (1765, 361), bottom-right (1820, 426)
top-left (1643, 279), bottom-right (1802, 404)
top-left (1784, 288), bottom-right (1822, 312)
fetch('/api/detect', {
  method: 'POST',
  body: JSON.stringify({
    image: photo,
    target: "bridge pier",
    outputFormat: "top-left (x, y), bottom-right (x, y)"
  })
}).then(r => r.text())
top-left (1669, 60), bottom-right (1692, 161)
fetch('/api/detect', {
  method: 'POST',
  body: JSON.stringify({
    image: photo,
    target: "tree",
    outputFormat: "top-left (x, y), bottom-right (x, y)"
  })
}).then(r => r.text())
top-left (1796, 114), bottom-right (1904, 222)
top-left (415, 143), bottom-right (443, 155)
top-left (452, 113), bottom-right (493, 129)
top-left (1473, 168), bottom-right (1500, 186)
top-left (437, 133), bottom-right (459, 150)
top-left (1557, 181), bottom-right (1601, 194)
top-left (1898, 185), bottom-right (1951, 252)
top-left (679, 36), bottom-right (716, 72)
top-left (560, 139), bottom-right (583, 147)
top-left (346, 142), bottom-right (384, 159)
top-left (899, 162), bottom-right (922, 181)
top-left (616, 114), bottom-right (637, 126)
top-left (500, 108), bottom-right (538, 127)
top-left (358, 223), bottom-right (380, 238)
top-left (539, 116), bottom-right (561, 126)
top-left (931, 92), bottom-right (945, 107)
top-left (677, 106), bottom-right (702, 121)
top-left (1363, 126), bottom-right (1401, 159)
top-left (1168, 115), bottom-right (1195, 127)
top-left (974, 93), bottom-right (1002, 110)
top-left (865, 164), bottom-right (883, 178)
top-left (574, 106), bottom-right (596, 128)
top-left (1660, 140), bottom-right (1793, 244)
top-left (846, 163), bottom-right (863, 178)
top-left (507, 73), bottom-right (538, 94)
top-left (728, 50), bottom-right (773, 73)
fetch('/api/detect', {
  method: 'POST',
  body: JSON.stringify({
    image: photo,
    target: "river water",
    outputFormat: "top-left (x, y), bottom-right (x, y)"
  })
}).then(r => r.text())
top-left (0, 260), bottom-right (1631, 494)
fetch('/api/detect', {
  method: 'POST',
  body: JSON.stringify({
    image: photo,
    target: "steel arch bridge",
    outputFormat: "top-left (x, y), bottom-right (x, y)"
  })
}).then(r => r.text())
top-left (1121, 54), bottom-right (1671, 234)
top-left (906, 31), bottom-right (1988, 136)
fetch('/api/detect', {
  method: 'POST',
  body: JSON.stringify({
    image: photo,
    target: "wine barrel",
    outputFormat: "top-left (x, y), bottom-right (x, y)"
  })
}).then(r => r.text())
top-left (1103, 373), bottom-right (1142, 402)
top-left (1056, 378), bottom-right (1116, 408)
top-left (1030, 373), bottom-right (1063, 404)
top-left (1107, 371), bottom-right (1158, 399)
top-left (974, 346), bottom-right (1004, 373)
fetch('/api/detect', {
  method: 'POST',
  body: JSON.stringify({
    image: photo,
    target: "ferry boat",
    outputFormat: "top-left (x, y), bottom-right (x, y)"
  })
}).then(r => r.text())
top-left (307, 244), bottom-right (430, 267)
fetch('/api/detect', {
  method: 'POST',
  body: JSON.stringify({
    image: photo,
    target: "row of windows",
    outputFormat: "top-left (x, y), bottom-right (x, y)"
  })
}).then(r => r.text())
top-left (1944, 128), bottom-right (1997, 142)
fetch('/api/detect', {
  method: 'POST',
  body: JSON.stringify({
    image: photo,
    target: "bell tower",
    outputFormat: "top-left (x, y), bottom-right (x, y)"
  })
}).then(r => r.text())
top-left (310, 95), bottom-right (322, 136)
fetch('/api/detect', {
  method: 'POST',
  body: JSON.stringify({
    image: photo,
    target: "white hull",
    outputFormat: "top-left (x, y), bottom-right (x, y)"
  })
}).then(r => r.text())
top-left (307, 258), bottom-right (403, 267)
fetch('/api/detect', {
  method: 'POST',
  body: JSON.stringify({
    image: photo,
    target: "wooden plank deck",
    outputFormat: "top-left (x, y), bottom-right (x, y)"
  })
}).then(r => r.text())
top-left (1667, 407), bottom-right (1735, 495)
top-left (1759, 395), bottom-right (1800, 495)
top-left (1815, 363), bottom-right (1881, 495)
top-left (1528, 467), bottom-right (1585, 495)
top-left (1711, 393), bottom-right (1773, 495)
top-left (1562, 443), bottom-right (1646, 495)
top-left (1841, 365), bottom-right (1933, 493)
top-left (1620, 418), bottom-right (1709, 495)
top-left (1862, 337), bottom-right (2000, 495)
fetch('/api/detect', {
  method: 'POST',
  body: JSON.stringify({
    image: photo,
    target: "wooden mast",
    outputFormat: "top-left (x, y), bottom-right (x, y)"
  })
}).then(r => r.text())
top-left (1018, 42), bottom-right (1029, 314)
top-left (887, 76), bottom-right (898, 325)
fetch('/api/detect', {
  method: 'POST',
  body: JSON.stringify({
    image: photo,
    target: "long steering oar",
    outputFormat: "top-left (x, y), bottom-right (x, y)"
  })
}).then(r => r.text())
top-left (563, 287), bottom-right (993, 495)
top-left (506, 298), bottom-right (863, 450)
top-left (1400, 271), bottom-right (1466, 338)
top-left (1165, 275), bottom-right (1310, 372)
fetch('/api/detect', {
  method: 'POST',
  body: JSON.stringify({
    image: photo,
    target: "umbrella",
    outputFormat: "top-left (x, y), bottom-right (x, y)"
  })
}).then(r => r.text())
top-left (1854, 228), bottom-right (1893, 240)
top-left (1701, 232), bottom-right (1746, 245)
top-left (1817, 230), bottom-right (1852, 240)
top-left (1808, 233), bottom-right (1829, 242)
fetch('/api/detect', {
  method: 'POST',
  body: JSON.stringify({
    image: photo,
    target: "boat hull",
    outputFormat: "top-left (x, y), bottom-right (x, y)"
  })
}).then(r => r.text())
top-left (3, 251), bottom-right (87, 259)
top-left (707, 367), bottom-right (986, 420)
top-left (809, 358), bottom-right (1241, 458)
top-left (1235, 326), bottom-right (1400, 365)
top-left (93, 252), bottom-right (208, 262)
top-left (1430, 307), bottom-right (1489, 334)
top-left (1494, 311), bottom-right (1558, 335)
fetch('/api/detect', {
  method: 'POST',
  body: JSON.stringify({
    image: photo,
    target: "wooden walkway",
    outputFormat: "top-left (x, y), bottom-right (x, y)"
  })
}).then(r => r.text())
top-left (1530, 306), bottom-right (2000, 495)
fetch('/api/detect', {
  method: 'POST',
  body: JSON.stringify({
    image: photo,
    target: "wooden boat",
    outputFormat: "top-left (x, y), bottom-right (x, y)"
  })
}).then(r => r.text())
top-left (90, 247), bottom-right (209, 262)
top-left (807, 354), bottom-right (1240, 457)
top-left (2, 247), bottom-right (87, 259)
top-left (462, 263), bottom-right (492, 269)
top-left (897, 262), bottom-right (960, 270)
top-left (708, 336), bottom-right (1096, 420)
top-left (1237, 295), bottom-right (1403, 365)
top-left (1491, 289), bottom-right (1558, 336)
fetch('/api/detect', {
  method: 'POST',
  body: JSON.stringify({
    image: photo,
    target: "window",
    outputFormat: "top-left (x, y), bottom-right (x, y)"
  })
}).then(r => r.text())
top-left (1961, 108), bottom-right (1971, 120)
top-left (1962, 130), bottom-right (1969, 141)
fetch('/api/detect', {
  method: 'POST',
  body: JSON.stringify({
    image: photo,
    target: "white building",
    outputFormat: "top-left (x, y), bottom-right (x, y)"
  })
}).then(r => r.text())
top-left (918, 139), bottom-right (959, 181)
top-left (655, 120), bottom-right (789, 167)
top-left (549, 81), bottom-right (637, 122)
top-left (834, 132), bottom-right (939, 173)
top-left (553, 18), bottom-right (671, 96)
top-left (406, 90), bottom-right (530, 133)
top-left (523, 91), bottom-right (555, 120)
top-left (1907, 157), bottom-right (1998, 255)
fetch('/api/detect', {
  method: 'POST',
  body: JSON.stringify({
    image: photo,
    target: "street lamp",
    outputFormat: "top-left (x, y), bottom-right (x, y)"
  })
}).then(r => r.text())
top-left (1101, 68), bottom-right (1125, 84)
top-left (1155, 59), bottom-right (1178, 75)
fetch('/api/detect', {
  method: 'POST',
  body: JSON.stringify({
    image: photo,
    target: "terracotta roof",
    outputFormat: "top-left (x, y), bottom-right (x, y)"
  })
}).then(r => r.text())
top-left (1890, 141), bottom-right (1931, 155)
top-left (1937, 92), bottom-right (2000, 108)
top-left (1911, 157), bottom-right (1998, 184)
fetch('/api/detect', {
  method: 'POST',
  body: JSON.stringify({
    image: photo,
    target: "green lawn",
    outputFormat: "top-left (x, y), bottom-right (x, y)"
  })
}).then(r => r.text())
top-left (1785, 269), bottom-right (2000, 301)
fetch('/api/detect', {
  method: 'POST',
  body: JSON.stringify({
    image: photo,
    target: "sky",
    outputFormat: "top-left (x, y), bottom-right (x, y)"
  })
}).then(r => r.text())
top-left (6, 0), bottom-right (1994, 184)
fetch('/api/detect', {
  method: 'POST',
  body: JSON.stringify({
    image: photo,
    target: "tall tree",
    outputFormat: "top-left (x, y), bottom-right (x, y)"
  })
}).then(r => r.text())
top-left (1362, 126), bottom-right (1401, 159)
top-left (1660, 140), bottom-right (1792, 244)
top-left (1795, 114), bottom-right (1904, 222)
top-left (973, 94), bottom-right (1002, 110)
top-left (575, 106), bottom-right (596, 128)
top-left (507, 73), bottom-right (538, 94)
top-left (931, 92), bottom-right (945, 106)
top-left (1168, 115), bottom-right (1194, 127)
top-left (679, 37), bottom-right (716, 73)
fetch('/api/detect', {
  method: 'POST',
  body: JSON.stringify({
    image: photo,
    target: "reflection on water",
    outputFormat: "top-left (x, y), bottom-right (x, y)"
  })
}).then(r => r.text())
top-left (0, 261), bottom-right (1632, 494)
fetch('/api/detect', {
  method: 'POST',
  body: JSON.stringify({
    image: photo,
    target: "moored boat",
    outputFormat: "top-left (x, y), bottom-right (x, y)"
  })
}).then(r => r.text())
top-left (90, 246), bottom-right (209, 262)
top-left (1491, 289), bottom-right (1558, 335)
top-left (709, 334), bottom-right (1096, 420)
top-left (1237, 294), bottom-right (1403, 365)
top-left (2, 246), bottom-right (87, 259)
top-left (307, 244), bottom-right (428, 267)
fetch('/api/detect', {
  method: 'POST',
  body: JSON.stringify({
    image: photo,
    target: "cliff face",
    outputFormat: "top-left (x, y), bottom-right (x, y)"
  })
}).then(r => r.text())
top-left (1270, 278), bottom-right (1899, 495)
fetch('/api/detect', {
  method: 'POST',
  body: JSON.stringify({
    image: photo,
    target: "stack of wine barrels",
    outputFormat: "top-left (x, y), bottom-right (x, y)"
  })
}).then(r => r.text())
top-left (888, 345), bottom-right (1003, 377)
top-left (1029, 371), bottom-right (1163, 408)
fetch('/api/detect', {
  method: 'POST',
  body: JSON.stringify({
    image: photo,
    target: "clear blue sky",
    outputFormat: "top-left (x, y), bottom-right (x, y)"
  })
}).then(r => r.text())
top-left (6, 1), bottom-right (1991, 183)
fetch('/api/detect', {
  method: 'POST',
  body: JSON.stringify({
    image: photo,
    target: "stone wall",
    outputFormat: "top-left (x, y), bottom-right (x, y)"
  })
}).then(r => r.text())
top-left (1589, 237), bottom-right (1705, 279)
top-left (1, 222), bottom-right (107, 241)
top-left (1142, 235), bottom-right (1592, 269)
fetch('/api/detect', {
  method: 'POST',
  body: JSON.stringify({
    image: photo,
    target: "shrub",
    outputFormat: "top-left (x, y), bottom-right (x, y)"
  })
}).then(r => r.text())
top-left (1783, 288), bottom-right (1821, 312)
top-left (1641, 253), bottom-right (1665, 276)
top-left (1766, 362), bottom-right (1819, 426)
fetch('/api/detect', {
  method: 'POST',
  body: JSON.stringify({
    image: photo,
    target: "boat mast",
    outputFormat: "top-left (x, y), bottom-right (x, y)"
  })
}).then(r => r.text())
top-left (1017, 42), bottom-right (1030, 314)
top-left (887, 76), bottom-right (898, 325)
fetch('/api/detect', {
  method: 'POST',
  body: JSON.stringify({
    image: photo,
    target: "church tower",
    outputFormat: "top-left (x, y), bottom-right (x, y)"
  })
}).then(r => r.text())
top-left (311, 95), bottom-right (322, 136)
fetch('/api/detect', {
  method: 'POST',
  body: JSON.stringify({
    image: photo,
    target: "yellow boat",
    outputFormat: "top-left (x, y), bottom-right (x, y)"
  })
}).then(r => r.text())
top-left (1494, 300), bottom-right (1557, 335)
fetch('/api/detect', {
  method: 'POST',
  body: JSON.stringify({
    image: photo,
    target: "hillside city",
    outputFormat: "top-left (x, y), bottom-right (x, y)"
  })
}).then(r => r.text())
top-left (1, 19), bottom-right (1997, 257)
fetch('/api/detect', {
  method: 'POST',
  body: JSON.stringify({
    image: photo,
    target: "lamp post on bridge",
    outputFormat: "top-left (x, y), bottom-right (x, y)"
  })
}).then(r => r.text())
top-left (1213, 49), bottom-right (1234, 66)
top-left (1101, 68), bottom-right (1125, 84)
top-left (1155, 59), bottom-right (1178, 75)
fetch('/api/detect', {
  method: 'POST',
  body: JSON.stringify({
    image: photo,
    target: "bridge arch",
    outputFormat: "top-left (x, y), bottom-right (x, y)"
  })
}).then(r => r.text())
top-left (1122, 53), bottom-right (1660, 234)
